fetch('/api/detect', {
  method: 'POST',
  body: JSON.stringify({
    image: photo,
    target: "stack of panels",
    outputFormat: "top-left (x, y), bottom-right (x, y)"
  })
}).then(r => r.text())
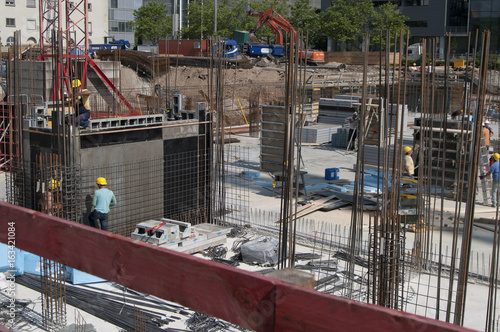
top-left (318, 97), bottom-right (359, 125)
top-left (331, 127), bottom-right (349, 148)
top-left (317, 110), bottom-right (353, 125)
top-left (362, 139), bottom-right (413, 169)
top-left (299, 124), bottom-right (341, 144)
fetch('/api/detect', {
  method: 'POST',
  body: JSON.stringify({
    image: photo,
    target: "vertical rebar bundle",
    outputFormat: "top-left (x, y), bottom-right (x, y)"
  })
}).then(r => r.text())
top-left (74, 309), bottom-right (87, 332)
top-left (40, 258), bottom-right (67, 329)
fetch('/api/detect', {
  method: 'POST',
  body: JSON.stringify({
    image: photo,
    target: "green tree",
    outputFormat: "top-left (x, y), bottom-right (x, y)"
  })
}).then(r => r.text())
top-left (244, 0), bottom-right (290, 15)
top-left (289, 0), bottom-right (323, 49)
top-left (320, 0), bottom-right (374, 45)
top-left (130, 1), bottom-right (172, 45)
top-left (183, 0), bottom-right (254, 39)
top-left (370, 2), bottom-right (409, 47)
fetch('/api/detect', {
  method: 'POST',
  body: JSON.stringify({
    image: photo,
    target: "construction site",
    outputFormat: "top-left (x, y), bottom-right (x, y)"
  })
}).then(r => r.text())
top-left (1, 1), bottom-right (500, 332)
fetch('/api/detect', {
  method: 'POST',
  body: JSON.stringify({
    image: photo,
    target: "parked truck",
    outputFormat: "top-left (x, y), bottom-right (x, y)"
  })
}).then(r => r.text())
top-left (407, 43), bottom-right (422, 62)
top-left (89, 39), bottom-right (131, 53)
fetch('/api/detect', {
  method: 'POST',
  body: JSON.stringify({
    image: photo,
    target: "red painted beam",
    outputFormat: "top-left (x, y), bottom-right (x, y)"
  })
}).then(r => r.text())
top-left (0, 202), bottom-right (473, 332)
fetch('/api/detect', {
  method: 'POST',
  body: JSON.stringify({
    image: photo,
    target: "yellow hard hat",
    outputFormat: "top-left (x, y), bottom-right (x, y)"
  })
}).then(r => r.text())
top-left (49, 179), bottom-right (59, 190)
top-left (493, 153), bottom-right (500, 161)
top-left (96, 177), bottom-right (107, 185)
top-left (72, 79), bottom-right (82, 88)
top-left (404, 146), bottom-right (412, 154)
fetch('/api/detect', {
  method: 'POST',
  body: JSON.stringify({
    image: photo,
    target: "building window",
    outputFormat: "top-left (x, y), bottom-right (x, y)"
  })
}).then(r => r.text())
top-left (404, 0), bottom-right (428, 5)
top-left (406, 20), bottom-right (428, 27)
top-left (88, 22), bottom-right (92, 36)
top-left (6, 37), bottom-right (14, 46)
top-left (118, 21), bottom-right (131, 32)
top-left (26, 0), bottom-right (35, 7)
top-left (88, 3), bottom-right (92, 12)
top-left (110, 0), bottom-right (118, 8)
top-left (5, 0), bottom-right (14, 6)
top-left (6, 18), bottom-right (15, 27)
top-left (27, 19), bottom-right (36, 30)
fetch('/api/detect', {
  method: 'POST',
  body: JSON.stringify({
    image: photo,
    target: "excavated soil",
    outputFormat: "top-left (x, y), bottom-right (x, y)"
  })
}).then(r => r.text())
top-left (117, 59), bottom-right (500, 127)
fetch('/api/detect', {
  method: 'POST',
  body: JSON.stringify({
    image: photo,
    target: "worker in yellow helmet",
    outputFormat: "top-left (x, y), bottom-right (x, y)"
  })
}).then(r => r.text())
top-left (403, 146), bottom-right (414, 178)
top-left (481, 153), bottom-right (500, 207)
top-left (71, 79), bottom-right (91, 129)
top-left (89, 177), bottom-right (117, 231)
top-left (72, 79), bottom-right (81, 88)
top-left (451, 109), bottom-right (463, 120)
top-left (40, 179), bottom-right (61, 215)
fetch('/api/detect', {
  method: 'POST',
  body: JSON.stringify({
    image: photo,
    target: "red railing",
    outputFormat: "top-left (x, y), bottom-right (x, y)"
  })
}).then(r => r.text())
top-left (0, 202), bottom-right (473, 332)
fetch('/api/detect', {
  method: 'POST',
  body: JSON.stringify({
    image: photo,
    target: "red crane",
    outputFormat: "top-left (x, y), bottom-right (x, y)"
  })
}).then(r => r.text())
top-left (38, 0), bottom-right (137, 113)
top-left (249, 9), bottom-right (325, 64)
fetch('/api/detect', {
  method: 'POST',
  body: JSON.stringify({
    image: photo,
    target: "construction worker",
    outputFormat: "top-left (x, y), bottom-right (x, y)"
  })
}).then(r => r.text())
top-left (71, 79), bottom-right (91, 129)
top-left (347, 112), bottom-right (358, 151)
top-left (451, 109), bottom-right (462, 120)
top-left (403, 146), bottom-right (414, 177)
top-left (89, 177), bottom-right (116, 231)
top-left (481, 153), bottom-right (500, 207)
top-left (483, 122), bottom-right (492, 154)
top-left (484, 120), bottom-right (494, 137)
top-left (40, 179), bottom-right (61, 215)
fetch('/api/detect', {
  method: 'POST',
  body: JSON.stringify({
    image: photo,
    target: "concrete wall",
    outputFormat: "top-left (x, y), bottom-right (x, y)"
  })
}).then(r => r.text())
top-left (80, 137), bottom-right (165, 231)
top-left (77, 120), bottom-right (206, 232)
top-left (8, 61), bottom-right (50, 104)
top-left (10, 60), bottom-right (120, 105)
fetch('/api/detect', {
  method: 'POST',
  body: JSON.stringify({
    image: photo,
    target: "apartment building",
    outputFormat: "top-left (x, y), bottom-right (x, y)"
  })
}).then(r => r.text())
top-left (109, 0), bottom-right (138, 45)
top-left (1, 0), bottom-right (108, 46)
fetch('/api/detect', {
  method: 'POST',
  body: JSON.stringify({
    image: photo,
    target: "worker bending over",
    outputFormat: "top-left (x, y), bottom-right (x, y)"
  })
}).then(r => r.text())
top-left (89, 177), bottom-right (117, 231)
top-left (403, 146), bottom-right (414, 178)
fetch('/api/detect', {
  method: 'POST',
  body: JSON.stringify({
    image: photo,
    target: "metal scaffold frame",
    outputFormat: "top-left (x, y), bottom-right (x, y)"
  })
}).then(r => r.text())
top-left (38, 0), bottom-right (89, 100)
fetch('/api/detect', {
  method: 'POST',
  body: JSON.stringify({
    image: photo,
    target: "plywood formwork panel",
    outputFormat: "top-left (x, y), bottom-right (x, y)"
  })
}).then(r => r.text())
top-left (261, 105), bottom-right (286, 172)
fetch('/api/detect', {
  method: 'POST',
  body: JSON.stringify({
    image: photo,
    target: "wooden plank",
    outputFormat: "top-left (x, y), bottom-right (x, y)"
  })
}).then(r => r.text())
top-left (274, 195), bottom-right (338, 222)
top-left (0, 202), bottom-right (472, 332)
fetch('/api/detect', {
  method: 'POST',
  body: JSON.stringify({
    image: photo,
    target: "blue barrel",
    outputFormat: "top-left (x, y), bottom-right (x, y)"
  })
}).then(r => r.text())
top-left (325, 168), bottom-right (340, 180)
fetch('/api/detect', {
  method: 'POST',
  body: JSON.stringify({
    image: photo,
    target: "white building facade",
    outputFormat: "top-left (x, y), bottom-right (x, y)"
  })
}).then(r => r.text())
top-left (1, 0), bottom-right (108, 46)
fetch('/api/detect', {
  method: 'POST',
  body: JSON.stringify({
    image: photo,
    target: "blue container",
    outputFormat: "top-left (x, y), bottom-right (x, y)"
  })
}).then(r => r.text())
top-left (325, 168), bottom-right (340, 180)
top-left (247, 44), bottom-right (273, 56)
top-left (272, 45), bottom-right (284, 56)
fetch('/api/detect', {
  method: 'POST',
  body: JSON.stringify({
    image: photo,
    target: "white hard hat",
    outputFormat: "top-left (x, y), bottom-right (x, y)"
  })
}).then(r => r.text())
top-left (484, 120), bottom-right (490, 124)
top-left (353, 112), bottom-right (357, 116)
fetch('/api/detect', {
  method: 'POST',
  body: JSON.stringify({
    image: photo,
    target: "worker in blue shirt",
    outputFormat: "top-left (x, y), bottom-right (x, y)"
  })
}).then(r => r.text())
top-left (89, 177), bottom-right (116, 231)
top-left (481, 153), bottom-right (500, 207)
